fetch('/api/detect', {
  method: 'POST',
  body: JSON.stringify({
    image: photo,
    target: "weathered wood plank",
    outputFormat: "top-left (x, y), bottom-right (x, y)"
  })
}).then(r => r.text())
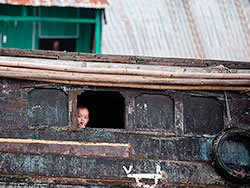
top-left (0, 153), bottom-right (227, 186)
top-left (1, 57), bottom-right (250, 77)
top-left (0, 67), bottom-right (249, 86)
top-left (0, 138), bottom-right (131, 158)
top-left (0, 47), bottom-right (249, 68)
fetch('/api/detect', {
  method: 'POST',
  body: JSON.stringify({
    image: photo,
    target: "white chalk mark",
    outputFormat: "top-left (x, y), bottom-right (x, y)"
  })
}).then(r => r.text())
top-left (123, 165), bottom-right (133, 174)
top-left (156, 164), bottom-right (161, 174)
top-left (123, 165), bottom-right (162, 188)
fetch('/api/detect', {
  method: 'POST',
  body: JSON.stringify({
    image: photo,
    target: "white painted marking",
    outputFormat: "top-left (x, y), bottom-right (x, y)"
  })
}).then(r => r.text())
top-left (123, 165), bottom-right (133, 174)
top-left (3, 35), bottom-right (7, 44)
top-left (123, 165), bottom-right (162, 188)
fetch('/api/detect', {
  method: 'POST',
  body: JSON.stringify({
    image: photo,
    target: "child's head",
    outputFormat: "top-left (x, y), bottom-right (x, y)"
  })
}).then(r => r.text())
top-left (77, 106), bottom-right (89, 128)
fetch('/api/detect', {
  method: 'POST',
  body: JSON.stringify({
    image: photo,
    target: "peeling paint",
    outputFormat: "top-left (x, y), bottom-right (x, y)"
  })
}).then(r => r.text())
top-left (0, 0), bottom-right (110, 8)
top-left (200, 138), bottom-right (212, 161)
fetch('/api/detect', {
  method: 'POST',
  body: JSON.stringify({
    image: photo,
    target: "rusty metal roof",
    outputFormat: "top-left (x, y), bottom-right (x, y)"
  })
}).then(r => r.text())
top-left (0, 0), bottom-right (110, 8)
top-left (101, 0), bottom-right (250, 61)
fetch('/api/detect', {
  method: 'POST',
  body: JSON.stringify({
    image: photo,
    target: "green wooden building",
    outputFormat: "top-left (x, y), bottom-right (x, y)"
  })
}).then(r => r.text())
top-left (0, 0), bottom-right (109, 53)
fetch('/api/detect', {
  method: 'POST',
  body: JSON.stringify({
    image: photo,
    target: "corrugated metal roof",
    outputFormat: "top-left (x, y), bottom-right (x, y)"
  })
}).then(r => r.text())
top-left (102, 0), bottom-right (250, 61)
top-left (0, 0), bottom-right (110, 9)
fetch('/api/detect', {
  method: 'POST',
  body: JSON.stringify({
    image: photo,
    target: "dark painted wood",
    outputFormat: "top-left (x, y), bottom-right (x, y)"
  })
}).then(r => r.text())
top-left (28, 88), bottom-right (68, 127)
top-left (0, 140), bottom-right (130, 158)
top-left (134, 94), bottom-right (174, 131)
top-left (183, 96), bottom-right (224, 135)
top-left (229, 92), bottom-right (250, 129)
top-left (0, 68), bottom-right (249, 186)
top-left (0, 153), bottom-right (225, 186)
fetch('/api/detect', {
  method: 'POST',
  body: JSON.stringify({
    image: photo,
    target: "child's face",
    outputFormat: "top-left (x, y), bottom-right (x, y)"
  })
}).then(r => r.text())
top-left (77, 108), bottom-right (89, 128)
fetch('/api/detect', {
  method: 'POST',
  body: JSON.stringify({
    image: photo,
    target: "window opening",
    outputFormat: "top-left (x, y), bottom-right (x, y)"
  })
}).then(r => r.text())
top-left (77, 91), bottom-right (125, 129)
top-left (39, 38), bottom-right (76, 52)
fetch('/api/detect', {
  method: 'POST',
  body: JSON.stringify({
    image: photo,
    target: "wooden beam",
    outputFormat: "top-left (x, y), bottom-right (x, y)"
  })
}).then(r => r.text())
top-left (3, 75), bottom-right (250, 91)
top-left (0, 48), bottom-right (249, 69)
top-left (0, 138), bottom-right (131, 158)
top-left (0, 67), bottom-right (249, 86)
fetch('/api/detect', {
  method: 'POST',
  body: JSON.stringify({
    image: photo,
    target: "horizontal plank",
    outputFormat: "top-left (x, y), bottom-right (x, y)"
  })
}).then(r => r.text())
top-left (0, 48), bottom-right (249, 68)
top-left (4, 77), bottom-right (250, 91)
top-left (1, 57), bottom-right (250, 76)
top-left (0, 138), bottom-right (131, 158)
top-left (0, 153), bottom-right (227, 186)
top-left (0, 67), bottom-right (250, 86)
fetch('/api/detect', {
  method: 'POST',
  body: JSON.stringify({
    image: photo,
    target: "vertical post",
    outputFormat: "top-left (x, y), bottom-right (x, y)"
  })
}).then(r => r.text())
top-left (95, 9), bottom-right (101, 54)
top-left (174, 95), bottom-right (184, 136)
top-left (22, 6), bottom-right (28, 17)
top-left (32, 7), bottom-right (39, 50)
top-left (66, 92), bottom-right (78, 130)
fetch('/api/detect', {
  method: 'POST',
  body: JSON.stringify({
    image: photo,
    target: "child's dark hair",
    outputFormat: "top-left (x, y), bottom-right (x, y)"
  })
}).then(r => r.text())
top-left (77, 105), bottom-right (88, 110)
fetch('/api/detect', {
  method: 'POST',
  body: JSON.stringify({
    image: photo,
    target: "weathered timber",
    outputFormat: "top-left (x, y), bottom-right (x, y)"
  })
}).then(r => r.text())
top-left (0, 49), bottom-right (249, 187)
top-left (0, 138), bottom-right (131, 158)
top-left (1, 58), bottom-right (250, 79)
top-left (8, 77), bottom-right (250, 91)
top-left (0, 52), bottom-right (249, 91)
top-left (0, 48), bottom-right (250, 68)
top-left (0, 153), bottom-right (227, 186)
top-left (1, 69), bottom-right (250, 86)
top-left (0, 66), bottom-right (250, 87)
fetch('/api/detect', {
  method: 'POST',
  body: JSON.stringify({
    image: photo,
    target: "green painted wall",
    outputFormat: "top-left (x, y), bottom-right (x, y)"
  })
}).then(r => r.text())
top-left (76, 9), bottom-right (95, 53)
top-left (0, 21), bottom-right (34, 49)
top-left (0, 5), bottom-right (34, 49)
top-left (40, 7), bottom-right (78, 37)
top-left (0, 5), bottom-right (96, 53)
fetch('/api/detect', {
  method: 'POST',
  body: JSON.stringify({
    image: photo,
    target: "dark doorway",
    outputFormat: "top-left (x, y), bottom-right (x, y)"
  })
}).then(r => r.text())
top-left (39, 38), bottom-right (76, 52)
top-left (77, 91), bottom-right (125, 129)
